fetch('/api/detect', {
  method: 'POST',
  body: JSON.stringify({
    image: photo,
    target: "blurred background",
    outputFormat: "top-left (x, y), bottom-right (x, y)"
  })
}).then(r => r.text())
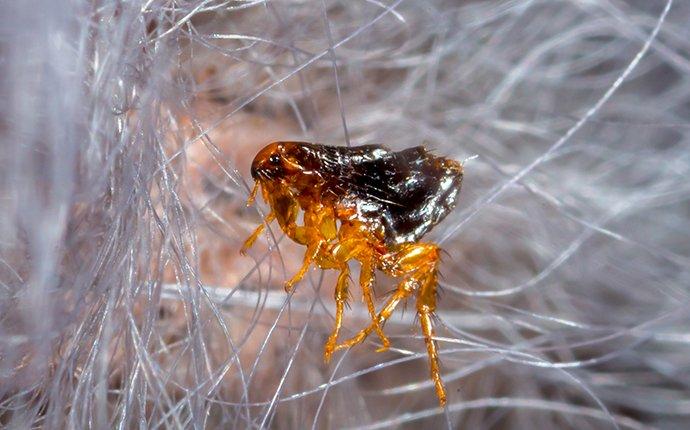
top-left (1, 0), bottom-right (689, 428)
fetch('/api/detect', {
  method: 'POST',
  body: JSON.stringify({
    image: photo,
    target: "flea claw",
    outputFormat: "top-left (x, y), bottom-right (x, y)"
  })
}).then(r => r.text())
top-left (375, 344), bottom-right (389, 353)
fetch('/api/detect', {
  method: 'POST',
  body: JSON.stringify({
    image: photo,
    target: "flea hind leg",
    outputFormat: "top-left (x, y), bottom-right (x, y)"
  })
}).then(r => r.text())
top-left (415, 266), bottom-right (446, 406)
top-left (359, 259), bottom-right (390, 352)
top-left (323, 265), bottom-right (350, 362)
top-left (325, 237), bottom-right (390, 353)
top-left (322, 239), bottom-right (388, 360)
top-left (334, 243), bottom-right (438, 349)
top-left (335, 276), bottom-right (416, 351)
top-left (334, 243), bottom-right (447, 405)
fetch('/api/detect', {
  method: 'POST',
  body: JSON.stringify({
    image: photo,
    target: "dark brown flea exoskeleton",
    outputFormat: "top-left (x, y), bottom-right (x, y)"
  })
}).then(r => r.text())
top-left (241, 141), bottom-right (464, 406)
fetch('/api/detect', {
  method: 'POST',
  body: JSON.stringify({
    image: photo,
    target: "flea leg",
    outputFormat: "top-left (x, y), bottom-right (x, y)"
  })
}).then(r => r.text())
top-left (245, 181), bottom-right (261, 207)
top-left (271, 192), bottom-right (308, 245)
top-left (415, 263), bottom-right (446, 406)
top-left (334, 276), bottom-right (416, 351)
top-left (359, 260), bottom-right (390, 352)
top-left (338, 242), bottom-right (446, 405)
top-left (284, 239), bottom-right (323, 292)
top-left (324, 233), bottom-right (390, 351)
top-left (335, 243), bottom-right (439, 349)
top-left (283, 208), bottom-right (333, 292)
top-left (240, 212), bottom-right (275, 255)
top-left (323, 265), bottom-right (350, 362)
top-left (418, 297), bottom-right (446, 406)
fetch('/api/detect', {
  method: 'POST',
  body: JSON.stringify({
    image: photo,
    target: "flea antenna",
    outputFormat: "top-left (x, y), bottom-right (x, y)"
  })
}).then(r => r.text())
top-left (246, 181), bottom-right (260, 207)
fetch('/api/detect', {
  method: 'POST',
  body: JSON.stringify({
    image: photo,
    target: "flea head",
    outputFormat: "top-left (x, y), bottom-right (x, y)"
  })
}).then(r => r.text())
top-left (251, 141), bottom-right (321, 183)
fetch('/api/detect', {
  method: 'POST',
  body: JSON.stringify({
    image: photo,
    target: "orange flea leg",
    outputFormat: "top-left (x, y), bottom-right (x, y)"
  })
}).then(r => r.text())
top-left (323, 266), bottom-right (350, 362)
top-left (325, 234), bottom-right (390, 351)
top-left (246, 181), bottom-right (261, 207)
top-left (240, 212), bottom-right (275, 255)
top-left (334, 243), bottom-right (447, 406)
top-left (282, 208), bottom-right (332, 292)
top-left (359, 260), bottom-right (390, 352)
top-left (419, 305), bottom-right (446, 406)
top-left (414, 253), bottom-right (445, 406)
top-left (284, 239), bottom-right (323, 292)
top-left (334, 277), bottom-right (415, 351)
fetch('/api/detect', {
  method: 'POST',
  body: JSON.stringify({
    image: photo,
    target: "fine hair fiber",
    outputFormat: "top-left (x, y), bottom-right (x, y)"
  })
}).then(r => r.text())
top-left (1, 1), bottom-right (689, 428)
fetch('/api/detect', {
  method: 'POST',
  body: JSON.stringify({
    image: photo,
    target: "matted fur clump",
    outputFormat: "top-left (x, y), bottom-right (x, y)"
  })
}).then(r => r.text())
top-left (1, 1), bottom-right (689, 428)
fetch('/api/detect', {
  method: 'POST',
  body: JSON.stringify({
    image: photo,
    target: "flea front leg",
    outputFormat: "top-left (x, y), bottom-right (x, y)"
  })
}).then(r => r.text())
top-left (240, 185), bottom-right (310, 254)
top-left (283, 208), bottom-right (334, 292)
top-left (284, 238), bottom-right (324, 292)
top-left (240, 211), bottom-right (275, 255)
top-left (240, 181), bottom-right (276, 255)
